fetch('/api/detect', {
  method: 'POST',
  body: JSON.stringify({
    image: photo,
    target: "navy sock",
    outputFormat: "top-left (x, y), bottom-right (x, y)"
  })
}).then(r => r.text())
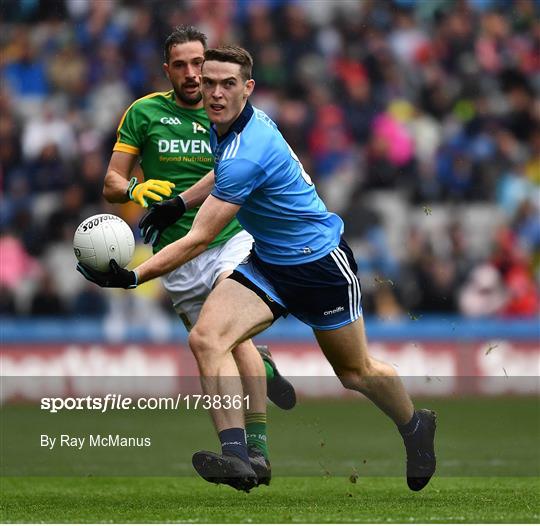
top-left (219, 428), bottom-right (249, 462)
top-left (398, 411), bottom-right (421, 438)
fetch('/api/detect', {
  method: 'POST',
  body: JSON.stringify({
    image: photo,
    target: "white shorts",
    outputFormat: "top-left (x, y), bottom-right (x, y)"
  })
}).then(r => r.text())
top-left (160, 230), bottom-right (254, 330)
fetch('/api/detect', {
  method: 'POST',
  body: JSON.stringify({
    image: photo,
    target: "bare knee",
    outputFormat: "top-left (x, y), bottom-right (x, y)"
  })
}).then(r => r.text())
top-left (189, 325), bottom-right (222, 369)
top-left (338, 370), bottom-right (369, 392)
top-left (336, 359), bottom-right (377, 392)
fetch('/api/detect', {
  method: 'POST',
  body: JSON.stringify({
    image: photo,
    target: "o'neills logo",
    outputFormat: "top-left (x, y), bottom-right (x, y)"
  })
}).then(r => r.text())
top-left (324, 306), bottom-right (345, 316)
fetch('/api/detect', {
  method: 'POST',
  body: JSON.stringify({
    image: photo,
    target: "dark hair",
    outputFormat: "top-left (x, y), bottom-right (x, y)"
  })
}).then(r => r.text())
top-left (204, 45), bottom-right (253, 81)
top-left (164, 25), bottom-right (207, 63)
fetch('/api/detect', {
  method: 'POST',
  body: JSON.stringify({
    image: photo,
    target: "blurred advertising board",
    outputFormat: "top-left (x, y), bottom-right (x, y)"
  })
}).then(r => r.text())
top-left (2, 340), bottom-right (538, 398)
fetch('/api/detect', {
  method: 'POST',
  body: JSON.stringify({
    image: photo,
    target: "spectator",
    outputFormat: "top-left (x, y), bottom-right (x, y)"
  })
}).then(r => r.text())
top-left (79, 151), bottom-right (108, 206)
top-left (2, 29), bottom-right (49, 111)
top-left (0, 284), bottom-right (17, 315)
top-left (71, 283), bottom-right (108, 318)
top-left (45, 184), bottom-right (85, 243)
top-left (502, 261), bottom-right (540, 317)
top-left (0, 229), bottom-right (41, 290)
top-left (29, 271), bottom-right (67, 317)
top-left (458, 264), bottom-right (507, 317)
top-left (21, 102), bottom-right (78, 163)
top-left (47, 41), bottom-right (88, 100)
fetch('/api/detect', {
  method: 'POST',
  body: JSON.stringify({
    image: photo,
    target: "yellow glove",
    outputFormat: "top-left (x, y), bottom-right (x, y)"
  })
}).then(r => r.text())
top-left (127, 177), bottom-right (175, 208)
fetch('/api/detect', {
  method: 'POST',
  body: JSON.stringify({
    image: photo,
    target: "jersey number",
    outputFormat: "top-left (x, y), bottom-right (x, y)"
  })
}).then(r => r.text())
top-left (192, 122), bottom-right (207, 134)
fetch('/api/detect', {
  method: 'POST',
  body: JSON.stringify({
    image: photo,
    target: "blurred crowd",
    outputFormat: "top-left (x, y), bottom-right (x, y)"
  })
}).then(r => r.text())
top-left (1, 0), bottom-right (539, 322)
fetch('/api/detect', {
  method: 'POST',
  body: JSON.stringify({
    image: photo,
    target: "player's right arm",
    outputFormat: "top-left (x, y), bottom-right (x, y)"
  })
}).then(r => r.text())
top-left (103, 150), bottom-right (175, 207)
top-left (105, 98), bottom-right (175, 208)
top-left (78, 195), bottom-right (241, 288)
top-left (103, 151), bottom-right (139, 204)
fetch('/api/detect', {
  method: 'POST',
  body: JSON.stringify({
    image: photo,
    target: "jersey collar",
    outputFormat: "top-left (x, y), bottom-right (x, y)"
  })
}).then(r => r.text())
top-left (214, 101), bottom-right (254, 143)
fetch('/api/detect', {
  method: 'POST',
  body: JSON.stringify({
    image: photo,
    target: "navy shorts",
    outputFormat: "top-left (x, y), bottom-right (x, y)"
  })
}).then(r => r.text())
top-left (230, 238), bottom-right (362, 330)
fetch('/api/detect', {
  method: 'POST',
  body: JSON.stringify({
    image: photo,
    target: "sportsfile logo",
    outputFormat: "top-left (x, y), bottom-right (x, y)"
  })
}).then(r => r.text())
top-left (160, 117), bottom-right (181, 125)
top-left (324, 306), bottom-right (345, 316)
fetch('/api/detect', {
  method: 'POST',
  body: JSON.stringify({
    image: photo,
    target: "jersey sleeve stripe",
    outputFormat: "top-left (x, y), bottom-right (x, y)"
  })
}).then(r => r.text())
top-left (113, 142), bottom-right (140, 155)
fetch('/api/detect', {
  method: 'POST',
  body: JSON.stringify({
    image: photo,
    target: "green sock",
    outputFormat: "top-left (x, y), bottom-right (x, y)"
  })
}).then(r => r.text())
top-left (245, 412), bottom-right (269, 460)
top-left (264, 360), bottom-right (275, 380)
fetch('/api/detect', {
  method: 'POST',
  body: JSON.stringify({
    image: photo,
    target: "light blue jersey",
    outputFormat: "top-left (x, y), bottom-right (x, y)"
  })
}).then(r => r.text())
top-left (210, 102), bottom-right (344, 265)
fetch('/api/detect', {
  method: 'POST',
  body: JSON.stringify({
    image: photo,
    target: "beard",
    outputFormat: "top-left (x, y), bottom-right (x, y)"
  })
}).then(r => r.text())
top-left (174, 86), bottom-right (202, 106)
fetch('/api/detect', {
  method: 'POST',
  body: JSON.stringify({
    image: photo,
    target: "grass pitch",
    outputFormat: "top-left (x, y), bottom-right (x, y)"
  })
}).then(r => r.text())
top-left (1, 397), bottom-right (539, 523)
top-left (2, 476), bottom-right (538, 523)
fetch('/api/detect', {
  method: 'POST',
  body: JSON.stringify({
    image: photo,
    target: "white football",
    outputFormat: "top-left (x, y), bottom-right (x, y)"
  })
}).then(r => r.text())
top-left (73, 214), bottom-right (135, 271)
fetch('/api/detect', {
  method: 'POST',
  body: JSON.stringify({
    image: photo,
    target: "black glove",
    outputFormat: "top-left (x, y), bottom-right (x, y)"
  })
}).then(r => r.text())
top-left (76, 259), bottom-right (138, 289)
top-left (138, 195), bottom-right (186, 246)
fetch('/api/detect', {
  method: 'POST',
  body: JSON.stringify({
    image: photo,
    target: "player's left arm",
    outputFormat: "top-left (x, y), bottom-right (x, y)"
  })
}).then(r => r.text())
top-left (136, 195), bottom-right (239, 283)
top-left (138, 169), bottom-right (216, 245)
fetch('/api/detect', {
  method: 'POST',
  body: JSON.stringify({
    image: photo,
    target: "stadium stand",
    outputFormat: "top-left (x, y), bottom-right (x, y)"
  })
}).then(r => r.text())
top-left (1, 0), bottom-right (538, 320)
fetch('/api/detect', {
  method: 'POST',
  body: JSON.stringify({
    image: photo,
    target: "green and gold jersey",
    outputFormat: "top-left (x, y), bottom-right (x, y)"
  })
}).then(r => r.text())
top-left (114, 90), bottom-right (243, 253)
